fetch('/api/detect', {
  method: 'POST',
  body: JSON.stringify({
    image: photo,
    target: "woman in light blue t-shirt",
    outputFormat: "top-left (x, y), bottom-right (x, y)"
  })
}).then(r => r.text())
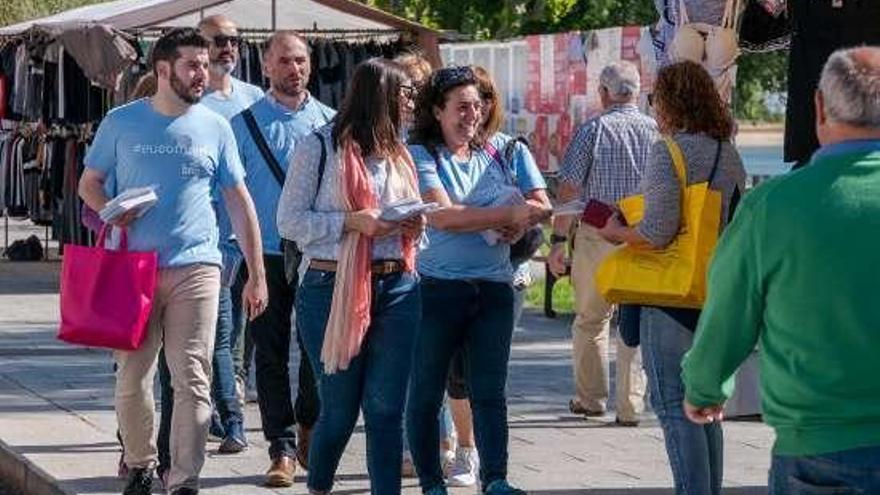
top-left (405, 66), bottom-right (551, 495)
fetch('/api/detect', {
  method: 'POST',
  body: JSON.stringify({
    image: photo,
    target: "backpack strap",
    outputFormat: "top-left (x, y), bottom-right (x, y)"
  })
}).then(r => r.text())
top-left (314, 130), bottom-right (327, 201)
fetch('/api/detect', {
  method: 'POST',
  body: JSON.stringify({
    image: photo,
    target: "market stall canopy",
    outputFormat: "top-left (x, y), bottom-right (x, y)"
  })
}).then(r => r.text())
top-left (0, 0), bottom-right (436, 34)
top-left (0, 0), bottom-right (444, 63)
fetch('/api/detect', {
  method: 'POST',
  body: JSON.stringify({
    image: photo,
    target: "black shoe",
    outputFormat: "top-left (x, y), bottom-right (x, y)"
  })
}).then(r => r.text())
top-left (122, 467), bottom-right (152, 495)
top-left (171, 488), bottom-right (198, 495)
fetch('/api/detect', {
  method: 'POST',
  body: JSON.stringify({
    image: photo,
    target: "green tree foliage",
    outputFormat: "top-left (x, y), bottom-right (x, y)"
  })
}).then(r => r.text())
top-left (0, 0), bottom-right (101, 27)
top-left (735, 50), bottom-right (787, 122)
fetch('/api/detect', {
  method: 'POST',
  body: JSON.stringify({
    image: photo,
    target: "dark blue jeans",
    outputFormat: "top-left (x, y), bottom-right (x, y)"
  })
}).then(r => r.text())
top-left (251, 254), bottom-right (319, 459)
top-left (640, 307), bottom-right (723, 495)
top-left (406, 277), bottom-right (515, 492)
top-left (297, 268), bottom-right (420, 494)
top-left (770, 446), bottom-right (880, 494)
top-left (211, 284), bottom-right (244, 428)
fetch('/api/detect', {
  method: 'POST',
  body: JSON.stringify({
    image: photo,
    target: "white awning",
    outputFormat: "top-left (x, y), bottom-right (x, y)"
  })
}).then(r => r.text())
top-left (0, 0), bottom-right (437, 35)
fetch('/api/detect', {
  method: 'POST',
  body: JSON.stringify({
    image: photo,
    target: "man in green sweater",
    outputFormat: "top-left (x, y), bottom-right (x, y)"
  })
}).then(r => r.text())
top-left (682, 46), bottom-right (880, 493)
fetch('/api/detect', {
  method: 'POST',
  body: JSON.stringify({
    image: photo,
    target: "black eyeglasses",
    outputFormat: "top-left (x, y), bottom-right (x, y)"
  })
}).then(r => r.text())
top-left (212, 34), bottom-right (241, 47)
top-left (400, 84), bottom-right (417, 100)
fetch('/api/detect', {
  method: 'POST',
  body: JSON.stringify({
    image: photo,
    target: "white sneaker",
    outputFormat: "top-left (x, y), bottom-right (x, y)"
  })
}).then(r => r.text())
top-left (441, 448), bottom-right (456, 478)
top-left (446, 447), bottom-right (479, 487)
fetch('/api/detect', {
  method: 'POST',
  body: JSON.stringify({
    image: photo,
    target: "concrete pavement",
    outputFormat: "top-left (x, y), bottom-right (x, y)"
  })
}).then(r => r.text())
top-left (0, 235), bottom-right (773, 495)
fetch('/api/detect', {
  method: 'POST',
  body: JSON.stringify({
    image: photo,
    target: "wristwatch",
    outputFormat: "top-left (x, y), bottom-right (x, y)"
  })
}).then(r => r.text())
top-left (550, 234), bottom-right (568, 245)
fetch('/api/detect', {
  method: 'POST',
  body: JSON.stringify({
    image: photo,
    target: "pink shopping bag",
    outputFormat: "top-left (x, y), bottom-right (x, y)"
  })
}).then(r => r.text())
top-left (58, 226), bottom-right (158, 350)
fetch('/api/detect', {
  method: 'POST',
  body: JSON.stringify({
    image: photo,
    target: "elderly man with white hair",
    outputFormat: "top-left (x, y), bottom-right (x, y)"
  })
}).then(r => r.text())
top-left (682, 46), bottom-right (880, 493)
top-left (549, 61), bottom-right (655, 426)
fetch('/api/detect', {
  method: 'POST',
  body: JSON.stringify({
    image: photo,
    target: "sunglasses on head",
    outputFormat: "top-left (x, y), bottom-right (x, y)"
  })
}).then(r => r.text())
top-left (212, 34), bottom-right (241, 47)
top-left (432, 66), bottom-right (477, 94)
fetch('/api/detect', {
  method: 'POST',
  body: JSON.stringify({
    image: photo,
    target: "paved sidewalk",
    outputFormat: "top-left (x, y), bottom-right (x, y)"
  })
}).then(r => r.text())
top-left (0, 254), bottom-right (773, 495)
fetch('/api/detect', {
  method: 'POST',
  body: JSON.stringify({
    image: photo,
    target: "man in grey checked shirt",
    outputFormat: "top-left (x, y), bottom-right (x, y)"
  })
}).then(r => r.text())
top-left (548, 61), bottom-right (655, 426)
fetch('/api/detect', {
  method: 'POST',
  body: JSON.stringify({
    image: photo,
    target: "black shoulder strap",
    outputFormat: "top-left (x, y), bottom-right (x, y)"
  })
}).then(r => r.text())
top-left (242, 108), bottom-right (285, 187)
top-left (707, 139), bottom-right (723, 185)
top-left (315, 130), bottom-right (327, 195)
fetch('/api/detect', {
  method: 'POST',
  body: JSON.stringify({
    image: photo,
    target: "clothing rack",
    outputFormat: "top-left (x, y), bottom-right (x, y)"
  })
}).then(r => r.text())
top-left (1, 122), bottom-right (94, 259)
top-left (0, 23), bottom-right (415, 257)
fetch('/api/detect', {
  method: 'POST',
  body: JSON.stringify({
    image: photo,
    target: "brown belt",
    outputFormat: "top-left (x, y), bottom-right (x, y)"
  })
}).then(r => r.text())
top-left (309, 259), bottom-right (404, 275)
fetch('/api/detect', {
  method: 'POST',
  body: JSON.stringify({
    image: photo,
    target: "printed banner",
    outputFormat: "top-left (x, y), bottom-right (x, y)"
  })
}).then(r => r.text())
top-left (440, 27), bottom-right (661, 172)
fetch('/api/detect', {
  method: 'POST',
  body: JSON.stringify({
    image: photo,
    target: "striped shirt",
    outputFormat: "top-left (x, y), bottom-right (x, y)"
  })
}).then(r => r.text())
top-left (558, 104), bottom-right (658, 204)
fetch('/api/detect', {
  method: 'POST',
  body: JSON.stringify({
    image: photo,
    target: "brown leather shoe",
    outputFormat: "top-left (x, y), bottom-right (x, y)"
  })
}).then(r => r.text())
top-left (296, 424), bottom-right (312, 470)
top-left (569, 399), bottom-right (605, 417)
top-left (265, 455), bottom-right (295, 488)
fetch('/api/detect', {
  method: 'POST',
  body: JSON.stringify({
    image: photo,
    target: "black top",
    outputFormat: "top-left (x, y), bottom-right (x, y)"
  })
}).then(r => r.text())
top-left (785, 0), bottom-right (880, 165)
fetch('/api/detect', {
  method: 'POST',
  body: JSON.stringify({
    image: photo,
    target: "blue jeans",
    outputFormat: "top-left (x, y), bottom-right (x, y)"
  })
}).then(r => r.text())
top-left (770, 446), bottom-right (880, 494)
top-left (297, 268), bottom-right (421, 494)
top-left (407, 277), bottom-right (515, 492)
top-left (403, 396), bottom-right (454, 453)
top-left (211, 284), bottom-right (243, 429)
top-left (640, 307), bottom-right (723, 495)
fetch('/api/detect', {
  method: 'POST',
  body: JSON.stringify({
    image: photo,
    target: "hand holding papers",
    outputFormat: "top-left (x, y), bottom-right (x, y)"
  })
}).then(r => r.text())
top-left (99, 186), bottom-right (159, 225)
top-left (380, 198), bottom-right (439, 222)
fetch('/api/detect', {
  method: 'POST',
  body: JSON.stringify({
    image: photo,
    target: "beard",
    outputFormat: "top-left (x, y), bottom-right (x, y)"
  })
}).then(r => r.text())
top-left (170, 71), bottom-right (202, 104)
top-left (273, 77), bottom-right (306, 98)
top-left (210, 60), bottom-right (236, 77)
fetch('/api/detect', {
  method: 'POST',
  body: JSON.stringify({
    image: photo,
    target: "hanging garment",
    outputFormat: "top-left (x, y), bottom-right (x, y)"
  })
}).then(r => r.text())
top-left (56, 24), bottom-right (138, 91)
top-left (785, 0), bottom-right (880, 164)
top-left (667, 0), bottom-right (741, 102)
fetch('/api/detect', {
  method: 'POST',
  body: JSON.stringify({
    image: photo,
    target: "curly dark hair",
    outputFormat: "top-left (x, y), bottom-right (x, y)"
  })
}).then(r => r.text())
top-left (652, 61), bottom-right (734, 140)
top-left (408, 65), bottom-right (485, 149)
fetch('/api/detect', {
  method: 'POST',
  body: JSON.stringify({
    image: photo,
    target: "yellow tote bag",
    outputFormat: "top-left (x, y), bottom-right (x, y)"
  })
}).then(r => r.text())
top-left (595, 137), bottom-right (722, 308)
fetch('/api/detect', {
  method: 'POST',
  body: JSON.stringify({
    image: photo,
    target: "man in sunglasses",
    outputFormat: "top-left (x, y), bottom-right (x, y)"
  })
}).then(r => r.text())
top-left (198, 15), bottom-right (265, 119)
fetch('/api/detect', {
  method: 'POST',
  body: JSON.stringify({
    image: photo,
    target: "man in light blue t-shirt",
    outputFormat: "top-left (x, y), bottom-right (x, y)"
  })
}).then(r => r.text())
top-left (78, 28), bottom-right (267, 495)
top-left (229, 31), bottom-right (334, 487)
top-left (151, 15), bottom-right (266, 461)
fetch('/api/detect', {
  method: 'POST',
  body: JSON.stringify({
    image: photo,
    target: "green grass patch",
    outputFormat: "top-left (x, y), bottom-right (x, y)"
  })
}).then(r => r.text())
top-left (525, 275), bottom-right (575, 314)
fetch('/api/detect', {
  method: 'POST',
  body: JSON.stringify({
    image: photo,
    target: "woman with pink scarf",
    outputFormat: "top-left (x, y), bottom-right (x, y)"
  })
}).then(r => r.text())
top-left (276, 58), bottom-right (424, 494)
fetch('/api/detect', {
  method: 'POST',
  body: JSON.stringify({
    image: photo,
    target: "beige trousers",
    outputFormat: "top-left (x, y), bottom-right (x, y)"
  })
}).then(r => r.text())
top-left (569, 224), bottom-right (646, 421)
top-left (114, 264), bottom-right (220, 491)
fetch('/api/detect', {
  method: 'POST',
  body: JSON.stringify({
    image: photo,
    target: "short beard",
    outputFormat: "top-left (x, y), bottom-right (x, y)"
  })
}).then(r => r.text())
top-left (210, 61), bottom-right (236, 77)
top-left (170, 71), bottom-right (201, 104)
top-left (273, 80), bottom-right (305, 99)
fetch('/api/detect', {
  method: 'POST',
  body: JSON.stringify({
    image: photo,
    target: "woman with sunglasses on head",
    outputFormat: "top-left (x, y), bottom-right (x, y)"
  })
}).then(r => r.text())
top-left (394, 53), bottom-right (461, 479)
top-left (405, 66), bottom-right (551, 495)
top-left (277, 57), bottom-right (424, 495)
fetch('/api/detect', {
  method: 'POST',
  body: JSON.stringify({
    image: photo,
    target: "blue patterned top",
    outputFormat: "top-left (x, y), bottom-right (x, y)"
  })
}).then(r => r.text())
top-left (558, 104), bottom-right (658, 204)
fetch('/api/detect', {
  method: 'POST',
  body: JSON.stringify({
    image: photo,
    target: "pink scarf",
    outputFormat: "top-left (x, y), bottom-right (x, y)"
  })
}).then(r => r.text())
top-left (320, 140), bottom-right (419, 373)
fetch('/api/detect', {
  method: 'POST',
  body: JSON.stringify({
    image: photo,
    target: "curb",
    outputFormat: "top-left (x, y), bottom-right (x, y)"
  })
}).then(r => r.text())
top-left (0, 438), bottom-right (72, 495)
